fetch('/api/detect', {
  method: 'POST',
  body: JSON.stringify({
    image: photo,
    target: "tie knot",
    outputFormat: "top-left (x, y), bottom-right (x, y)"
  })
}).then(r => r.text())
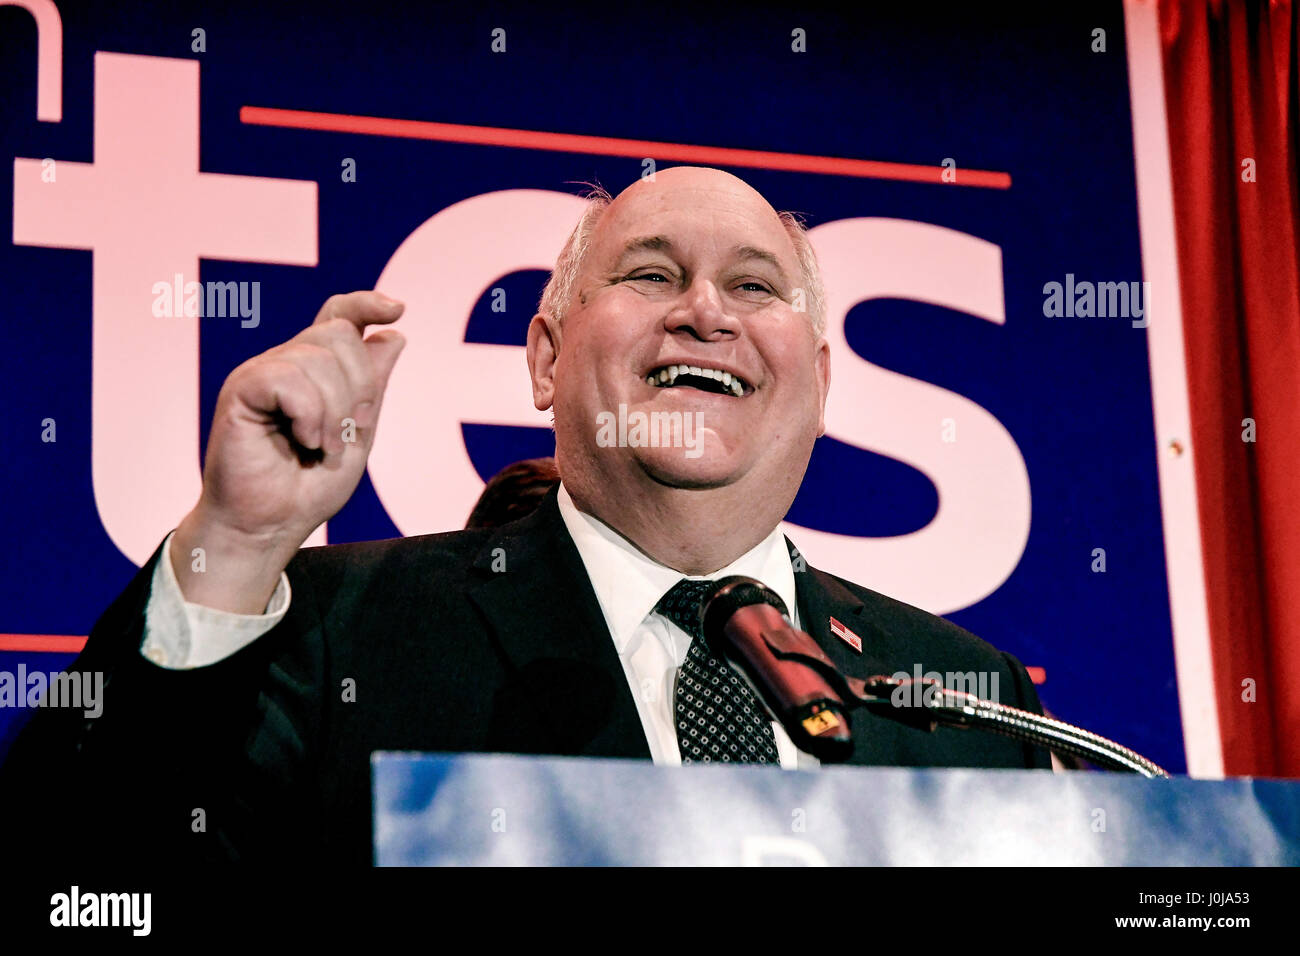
top-left (655, 578), bottom-right (717, 639)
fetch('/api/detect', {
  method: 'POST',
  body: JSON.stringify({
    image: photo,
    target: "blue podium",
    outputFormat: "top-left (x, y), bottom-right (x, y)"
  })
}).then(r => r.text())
top-left (372, 752), bottom-right (1300, 866)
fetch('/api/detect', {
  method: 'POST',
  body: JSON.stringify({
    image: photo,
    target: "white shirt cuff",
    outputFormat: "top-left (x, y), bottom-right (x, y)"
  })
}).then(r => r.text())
top-left (140, 531), bottom-right (291, 670)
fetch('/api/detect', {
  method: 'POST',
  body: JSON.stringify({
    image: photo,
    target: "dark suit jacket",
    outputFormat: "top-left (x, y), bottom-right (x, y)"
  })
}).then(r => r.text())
top-left (1, 489), bottom-right (1049, 864)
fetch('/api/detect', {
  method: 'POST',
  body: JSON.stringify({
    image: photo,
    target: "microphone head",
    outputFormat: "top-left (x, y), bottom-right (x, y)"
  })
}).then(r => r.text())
top-left (699, 575), bottom-right (789, 651)
top-left (700, 575), bottom-right (855, 763)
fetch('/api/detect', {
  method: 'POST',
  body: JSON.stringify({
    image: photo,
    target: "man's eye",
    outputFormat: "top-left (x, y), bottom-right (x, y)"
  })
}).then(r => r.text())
top-left (628, 272), bottom-right (669, 283)
top-left (738, 281), bottom-right (773, 294)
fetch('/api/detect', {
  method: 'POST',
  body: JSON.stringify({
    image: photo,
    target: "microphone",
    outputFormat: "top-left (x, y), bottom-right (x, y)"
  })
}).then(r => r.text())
top-left (700, 576), bottom-right (855, 762)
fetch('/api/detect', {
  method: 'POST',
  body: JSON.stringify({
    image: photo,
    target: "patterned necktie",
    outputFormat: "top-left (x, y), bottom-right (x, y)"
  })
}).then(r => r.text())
top-left (655, 578), bottom-right (781, 765)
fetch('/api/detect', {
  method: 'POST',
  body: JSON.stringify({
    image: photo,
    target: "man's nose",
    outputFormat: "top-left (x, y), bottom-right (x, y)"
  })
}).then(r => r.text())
top-left (665, 279), bottom-right (741, 340)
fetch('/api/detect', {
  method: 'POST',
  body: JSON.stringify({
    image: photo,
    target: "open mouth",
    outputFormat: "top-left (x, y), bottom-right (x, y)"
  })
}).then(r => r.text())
top-left (643, 363), bottom-right (749, 398)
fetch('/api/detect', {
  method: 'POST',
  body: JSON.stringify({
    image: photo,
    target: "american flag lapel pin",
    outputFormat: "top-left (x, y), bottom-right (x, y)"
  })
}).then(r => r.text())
top-left (829, 616), bottom-right (862, 653)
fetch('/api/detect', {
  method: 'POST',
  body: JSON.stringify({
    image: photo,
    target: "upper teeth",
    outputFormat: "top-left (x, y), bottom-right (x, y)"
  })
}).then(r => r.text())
top-left (644, 364), bottom-right (745, 397)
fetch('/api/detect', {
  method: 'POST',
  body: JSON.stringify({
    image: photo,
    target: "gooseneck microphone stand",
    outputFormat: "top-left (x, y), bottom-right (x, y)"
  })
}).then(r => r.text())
top-left (701, 576), bottom-right (1171, 778)
top-left (847, 674), bottom-right (1170, 777)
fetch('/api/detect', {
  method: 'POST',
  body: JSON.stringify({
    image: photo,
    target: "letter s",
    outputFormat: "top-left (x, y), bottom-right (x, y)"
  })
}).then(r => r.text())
top-left (787, 218), bottom-right (1030, 614)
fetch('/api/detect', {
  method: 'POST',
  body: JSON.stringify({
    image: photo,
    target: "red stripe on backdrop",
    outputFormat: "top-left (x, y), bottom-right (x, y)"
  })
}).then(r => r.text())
top-left (240, 106), bottom-right (1013, 189)
top-left (0, 635), bottom-right (87, 653)
top-left (1160, 0), bottom-right (1300, 776)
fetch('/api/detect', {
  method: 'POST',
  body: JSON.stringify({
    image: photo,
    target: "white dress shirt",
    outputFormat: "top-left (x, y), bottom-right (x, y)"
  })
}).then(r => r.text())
top-left (139, 483), bottom-right (818, 769)
top-left (554, 485), bottom-right (817, 770)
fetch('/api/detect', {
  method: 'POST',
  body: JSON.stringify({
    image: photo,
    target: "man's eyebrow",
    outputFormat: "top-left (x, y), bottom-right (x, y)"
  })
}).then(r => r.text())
top-left (733, 245), bottom-right (790, 283)
top-left (610, 237), bottom-right (791, 284)
top-left (613, 235), bottom-right (675, 267)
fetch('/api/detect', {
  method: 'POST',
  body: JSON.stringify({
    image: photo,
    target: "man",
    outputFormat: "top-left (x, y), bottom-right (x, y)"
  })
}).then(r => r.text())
top-left (2, 167), bottom-right (1049, 865)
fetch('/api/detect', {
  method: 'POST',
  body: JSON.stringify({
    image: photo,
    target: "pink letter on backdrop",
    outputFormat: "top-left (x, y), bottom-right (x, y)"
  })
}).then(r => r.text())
top-left (0, 0), bottom-right (63, 121)
top-left (367, 189), bottom-right (583, 534)
top-left (795, 218), bottom-right (1031, 614)
top-left (13, 52), bottom-right (318, 565)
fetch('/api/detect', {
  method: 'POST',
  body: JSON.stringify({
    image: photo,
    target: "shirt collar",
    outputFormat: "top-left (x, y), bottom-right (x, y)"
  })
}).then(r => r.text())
top-left (555, 482), bottom-right (798, 653)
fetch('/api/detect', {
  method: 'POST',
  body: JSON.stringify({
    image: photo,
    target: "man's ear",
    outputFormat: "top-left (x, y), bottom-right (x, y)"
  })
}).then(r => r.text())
top-left (814, 335), bottom-right (831, 437)
top-left (526, 312), bottom-right (561, 411)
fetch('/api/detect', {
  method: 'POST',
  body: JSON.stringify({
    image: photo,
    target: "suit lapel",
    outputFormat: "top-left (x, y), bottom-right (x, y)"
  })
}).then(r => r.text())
top-left (789, 539), bottom-right (904, 766)
top-left (466, 490), bottom-right (651, 759)
top-left (789, 538), bottom-right (883, 676)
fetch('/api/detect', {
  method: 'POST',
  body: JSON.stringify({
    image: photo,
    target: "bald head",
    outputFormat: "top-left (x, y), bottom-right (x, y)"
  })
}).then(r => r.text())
top-left (537, 167), bottom-right (825, 336)
top-left (598, 167), bottom-right (787, 247)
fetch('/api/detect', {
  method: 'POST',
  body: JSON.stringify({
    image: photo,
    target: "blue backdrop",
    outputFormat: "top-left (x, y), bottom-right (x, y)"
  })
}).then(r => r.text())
top-left (0, 1), bottom-right (1184, 771)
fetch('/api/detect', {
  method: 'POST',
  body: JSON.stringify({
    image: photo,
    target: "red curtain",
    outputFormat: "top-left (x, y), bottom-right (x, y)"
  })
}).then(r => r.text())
top-left (1160, 0), bottom-right (1300, 776)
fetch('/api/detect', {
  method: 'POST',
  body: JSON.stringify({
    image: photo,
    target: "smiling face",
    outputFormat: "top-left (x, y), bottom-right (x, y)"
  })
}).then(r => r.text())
top-left (527, 167), bottom-right (830, 527)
